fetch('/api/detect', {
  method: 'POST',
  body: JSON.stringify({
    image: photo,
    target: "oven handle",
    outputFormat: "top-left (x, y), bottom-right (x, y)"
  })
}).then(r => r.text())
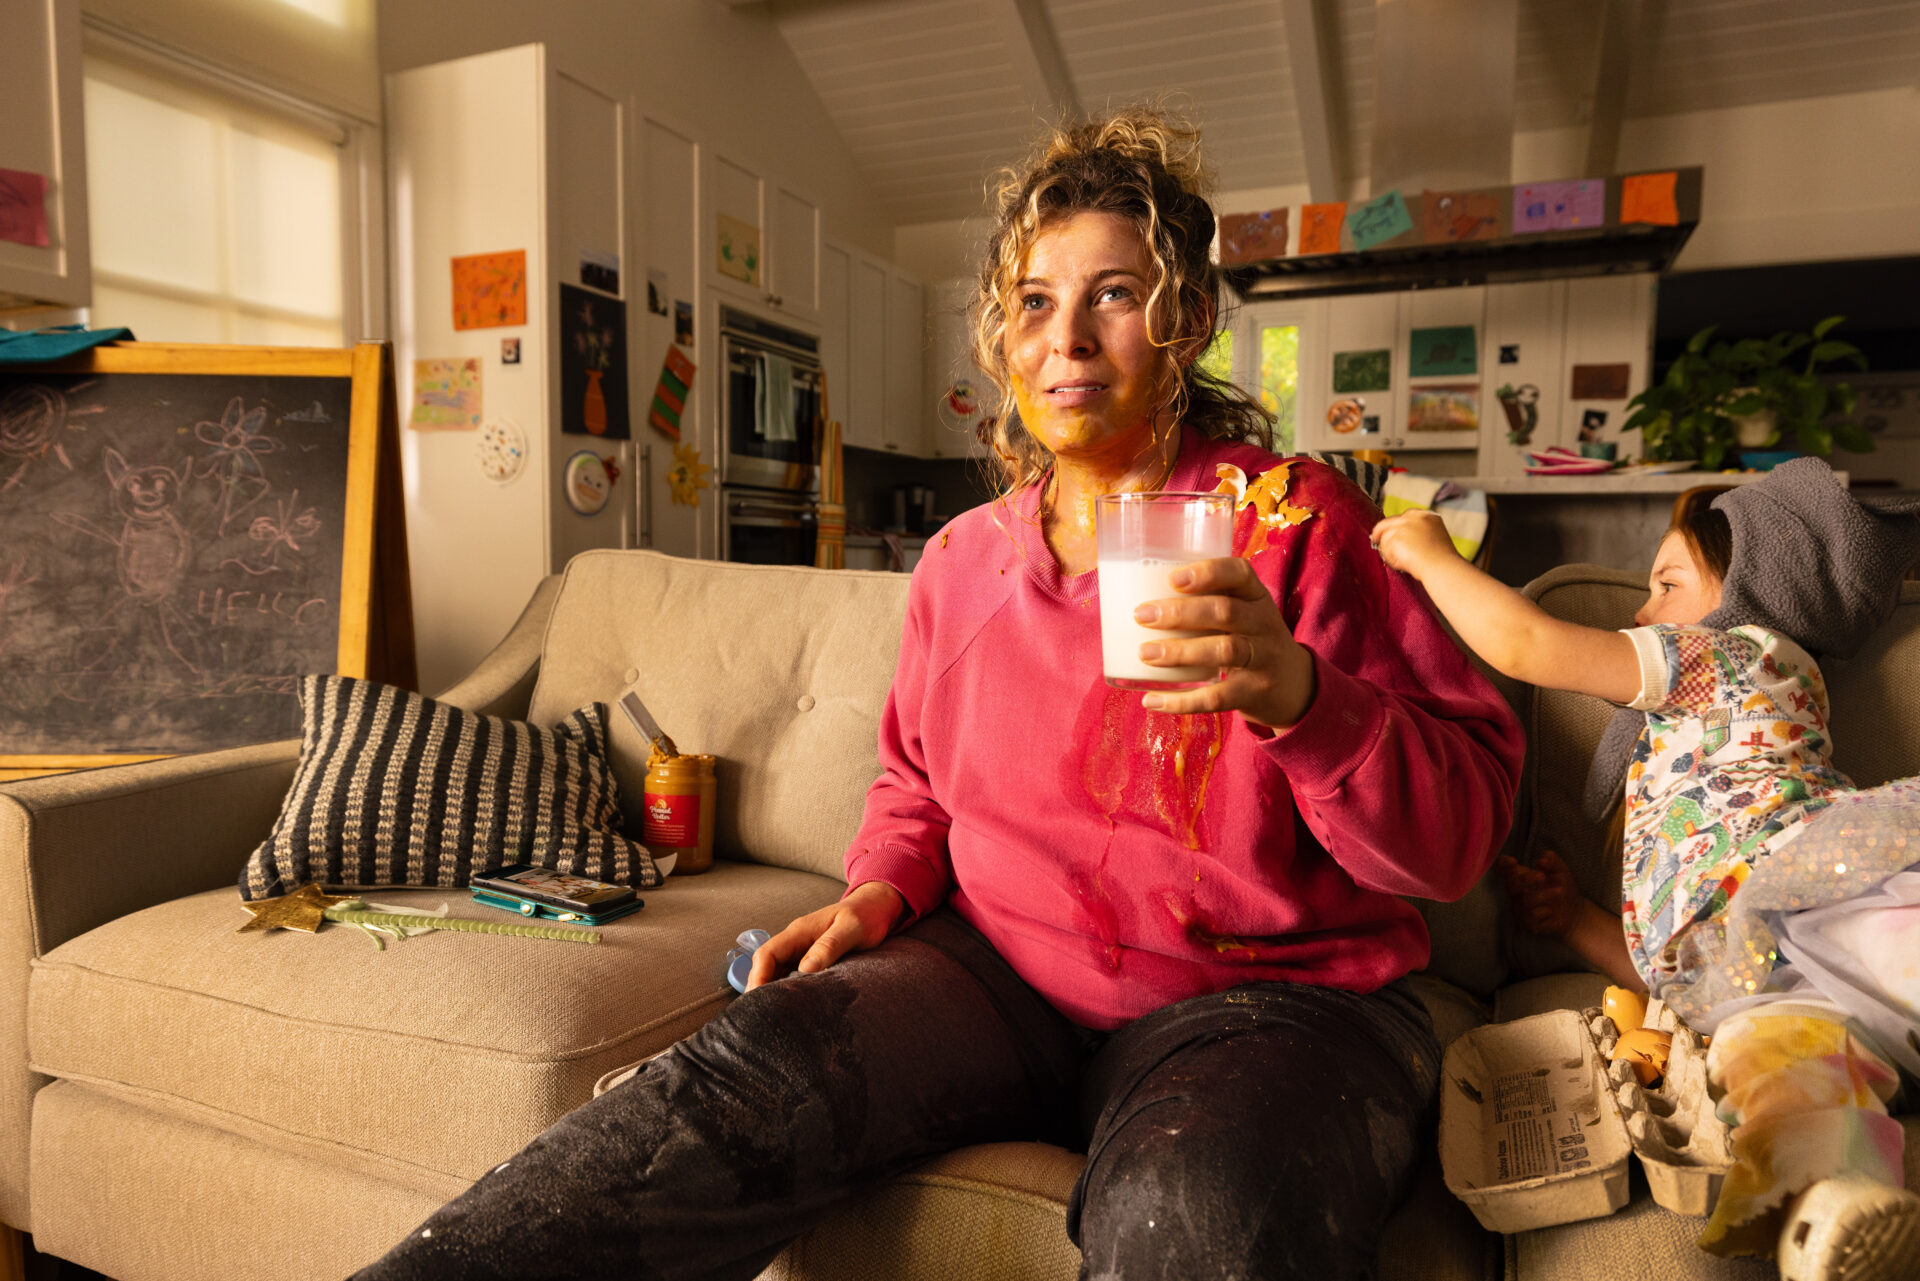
top-left (729, 499), bottom-right (817, 525)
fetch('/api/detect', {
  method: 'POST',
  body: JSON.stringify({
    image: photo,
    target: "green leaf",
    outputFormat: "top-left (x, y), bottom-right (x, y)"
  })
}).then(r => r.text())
top-left (1686, 325), bottom-right (1718, 355)
top-left (1723, 392), bottom-right (1765, 415)
top-left (1835, 423), bottom-right (1876, 454)
top-left (1796, 423), bottom-right (1833, 456)
top-left (1703, 441), bottom-right (1727, 470)
top-left (1808, 341), bottom-right (1868, 371)
top-left (1811, 315), bottom-right (1845, 340)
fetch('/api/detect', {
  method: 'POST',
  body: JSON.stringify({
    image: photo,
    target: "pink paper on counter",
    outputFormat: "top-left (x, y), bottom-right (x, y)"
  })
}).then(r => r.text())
top-left (1513, 180), bottom-right (1605, 234)
top-left (0, 169), bottom-right (51, 247)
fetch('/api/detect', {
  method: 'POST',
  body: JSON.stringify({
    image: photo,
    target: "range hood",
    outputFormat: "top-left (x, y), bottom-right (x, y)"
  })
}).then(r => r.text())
top-left (1222, 169), bottom-right (1701, 300)
top-left (1222, 0), bottom-right (1700, 299)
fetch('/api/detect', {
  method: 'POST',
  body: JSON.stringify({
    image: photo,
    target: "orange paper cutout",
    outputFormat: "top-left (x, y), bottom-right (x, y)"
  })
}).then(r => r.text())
top-left (1298, 203), bottom-right (1347, 256)
top-left (451, 250), bottom-right (528, 330)
top-left (1620, 172), bottom-right (1679, 227)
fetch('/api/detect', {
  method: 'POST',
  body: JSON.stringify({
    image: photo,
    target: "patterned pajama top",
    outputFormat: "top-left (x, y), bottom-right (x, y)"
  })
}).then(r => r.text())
top-left (1619, 624), bottom-right (1853, 989)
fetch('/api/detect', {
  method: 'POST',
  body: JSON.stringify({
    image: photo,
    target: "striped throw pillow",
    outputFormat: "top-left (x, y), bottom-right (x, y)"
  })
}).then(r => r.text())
top-left (239, 675), bottom-right (660, 901)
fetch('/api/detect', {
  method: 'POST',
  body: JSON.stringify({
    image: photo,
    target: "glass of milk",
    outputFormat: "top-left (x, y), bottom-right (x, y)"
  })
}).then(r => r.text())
top-left (1095, 492), bottom-right (1235, 689)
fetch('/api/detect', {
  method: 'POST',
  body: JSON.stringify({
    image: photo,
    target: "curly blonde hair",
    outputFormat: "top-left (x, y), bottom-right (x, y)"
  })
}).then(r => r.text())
top-left (969, 107), bottom-right (1273, 492)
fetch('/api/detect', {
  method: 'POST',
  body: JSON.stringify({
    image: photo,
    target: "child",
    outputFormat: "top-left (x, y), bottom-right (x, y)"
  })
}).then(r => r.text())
top-left (1372, 459), bottom-right (1920, 1280)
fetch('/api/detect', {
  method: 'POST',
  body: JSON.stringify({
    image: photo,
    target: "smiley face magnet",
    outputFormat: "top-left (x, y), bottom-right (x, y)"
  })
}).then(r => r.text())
top-left (564, 450), bottom-right (614, 515)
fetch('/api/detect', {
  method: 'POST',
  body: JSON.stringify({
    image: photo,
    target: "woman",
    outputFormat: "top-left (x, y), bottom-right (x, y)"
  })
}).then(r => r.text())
top-left (357, 109), bottom-right (1524, 1281)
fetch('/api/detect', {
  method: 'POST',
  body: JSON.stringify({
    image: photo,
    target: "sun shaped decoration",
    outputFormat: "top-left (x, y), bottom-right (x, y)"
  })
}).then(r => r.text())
top-left (667, 442), bottom-right (712, 507)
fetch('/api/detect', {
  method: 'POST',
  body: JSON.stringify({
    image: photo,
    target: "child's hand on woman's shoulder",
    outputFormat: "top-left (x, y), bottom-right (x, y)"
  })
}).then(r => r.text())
top-left (1371, 510), bottom-right (1460, 580)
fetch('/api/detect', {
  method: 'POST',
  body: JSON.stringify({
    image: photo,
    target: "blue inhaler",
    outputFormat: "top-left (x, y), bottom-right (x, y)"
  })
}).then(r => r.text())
top-left (725, 929), bottom-right (772, 994)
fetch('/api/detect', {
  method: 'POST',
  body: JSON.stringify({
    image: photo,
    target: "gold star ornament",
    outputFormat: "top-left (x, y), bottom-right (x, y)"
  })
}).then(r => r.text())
top-left (237, 882), bottom-right (355, 934)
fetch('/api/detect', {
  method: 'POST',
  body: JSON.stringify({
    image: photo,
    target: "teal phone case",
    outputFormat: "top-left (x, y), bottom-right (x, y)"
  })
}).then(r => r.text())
top-left (471, 888), bottom-right (645, 926)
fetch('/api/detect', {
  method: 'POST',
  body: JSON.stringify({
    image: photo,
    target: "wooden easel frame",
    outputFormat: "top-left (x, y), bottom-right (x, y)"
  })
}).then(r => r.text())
top-left (0, 341), bottom-right (411, 779)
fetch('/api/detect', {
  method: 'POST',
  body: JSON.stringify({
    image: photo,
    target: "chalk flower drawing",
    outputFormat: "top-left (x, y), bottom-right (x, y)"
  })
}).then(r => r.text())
top-left (195, 397), bottom-right (279, 534)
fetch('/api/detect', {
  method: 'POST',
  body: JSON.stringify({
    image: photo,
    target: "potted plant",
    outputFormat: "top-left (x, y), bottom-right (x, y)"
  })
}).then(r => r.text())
top-left (1621, 316), bottom-right (1874, 470)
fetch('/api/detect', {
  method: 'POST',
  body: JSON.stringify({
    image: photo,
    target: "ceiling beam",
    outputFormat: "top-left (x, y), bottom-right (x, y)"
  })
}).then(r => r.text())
top-left (1585, 0), bottom-right (1658, 177)
top-left (1281, 0), bottom-right (1346, 204)
top-left (989, 0), bottom-right (1082, 123)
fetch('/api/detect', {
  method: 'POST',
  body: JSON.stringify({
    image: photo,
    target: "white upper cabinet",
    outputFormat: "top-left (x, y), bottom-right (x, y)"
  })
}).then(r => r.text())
top-left (0, 0), bottom-right (90, 311)
top-left (884, 270), bottom-right (925, 454)
top-left (767, 181), bottom-right (822, 322)
top-left (818, 237), bottom-right (850, 442)
top-left (844, 249), bottom-right (888, 451)
top-left (702, 145), bottom-right (821, 324)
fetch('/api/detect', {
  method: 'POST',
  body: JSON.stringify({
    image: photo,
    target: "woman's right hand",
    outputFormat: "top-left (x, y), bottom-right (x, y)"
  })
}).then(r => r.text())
top-left (746, 880), bottom-right (906, 990)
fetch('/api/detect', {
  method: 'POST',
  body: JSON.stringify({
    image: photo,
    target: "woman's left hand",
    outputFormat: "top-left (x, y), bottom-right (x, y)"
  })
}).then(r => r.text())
top-left (1134, 557), bottom-right (1316, 731)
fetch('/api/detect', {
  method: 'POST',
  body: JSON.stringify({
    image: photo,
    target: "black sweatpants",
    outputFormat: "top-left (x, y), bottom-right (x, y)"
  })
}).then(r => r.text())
top-left (353, 910), bottom-right (1441, 1281)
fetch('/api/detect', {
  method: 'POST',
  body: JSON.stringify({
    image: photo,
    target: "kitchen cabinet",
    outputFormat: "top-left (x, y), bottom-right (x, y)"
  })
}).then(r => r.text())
top-left (923, 278), bottom-right (993, 459)
top-left (1478, 281), bottom-right (1568, 479)
top-left (0, 0), bottom-right (90, 311)
top-left (388, 45), bottom-right (633, 692)
top-left (829, 244), bottom-right (926, 456)
top-left (1396, 285), bottom-right (1485, 452)
top-left (1297, 292), bottom-right (1395, 453)
top-left (702, 145), bottom-right (822, 325)
top-left (844, 248), bottom-right (888, 451)
top-left (1559, 274), bottom-right (1655, 459)
top-left (818, 237), bottom-right (851, 443)
top-left (883, 271), bottom-right (925, 455)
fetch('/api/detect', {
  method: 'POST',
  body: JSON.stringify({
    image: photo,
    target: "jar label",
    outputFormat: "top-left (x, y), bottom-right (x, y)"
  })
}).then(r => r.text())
top-left (643, 790), bottom-right (700, 847)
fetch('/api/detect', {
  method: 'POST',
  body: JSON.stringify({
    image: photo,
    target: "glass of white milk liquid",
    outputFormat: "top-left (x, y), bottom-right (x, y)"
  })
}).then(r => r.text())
top-left (1095, 491), bottom-right (1235, 690)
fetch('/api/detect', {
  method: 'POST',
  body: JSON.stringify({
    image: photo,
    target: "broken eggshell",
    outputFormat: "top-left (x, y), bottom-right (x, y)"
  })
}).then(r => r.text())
top-left (1609, 1027), bottom-right (1673, 1088)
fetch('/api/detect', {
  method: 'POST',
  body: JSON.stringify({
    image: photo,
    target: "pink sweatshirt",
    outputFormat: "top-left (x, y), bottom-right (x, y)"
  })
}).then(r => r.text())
top-left (845, 428), bottom-right (1524, 1029)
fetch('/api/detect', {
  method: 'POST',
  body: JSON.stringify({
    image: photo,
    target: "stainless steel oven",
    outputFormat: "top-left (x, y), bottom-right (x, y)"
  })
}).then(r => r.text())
top-left (720, 306), bottom-right (822, 494)
top-left (723, 486), bottom-right (817, 565)
top-left (719, 306), bottom-right (822, 564)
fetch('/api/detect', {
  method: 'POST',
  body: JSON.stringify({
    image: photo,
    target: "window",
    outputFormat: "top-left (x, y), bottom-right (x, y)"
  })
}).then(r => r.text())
top-left (1229, 302), bottom-right (1309, 455)
top-left (83, 49), bottom-right (347, 346)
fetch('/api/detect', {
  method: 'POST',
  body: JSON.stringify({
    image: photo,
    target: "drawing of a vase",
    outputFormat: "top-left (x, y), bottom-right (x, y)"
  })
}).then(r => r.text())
top-left (583, 369), bottom-right (607, 435)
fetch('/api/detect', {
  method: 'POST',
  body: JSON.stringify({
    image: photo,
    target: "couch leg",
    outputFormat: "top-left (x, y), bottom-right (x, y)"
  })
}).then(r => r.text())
top-left (0, 1226), bottom-right (21, 1281)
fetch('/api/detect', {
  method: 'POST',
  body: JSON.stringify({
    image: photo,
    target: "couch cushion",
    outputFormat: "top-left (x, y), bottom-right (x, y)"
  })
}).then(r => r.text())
top-left (529, 551), bottom-right (912, 881)
top-left (28, 862), bottom-right (842, 1183)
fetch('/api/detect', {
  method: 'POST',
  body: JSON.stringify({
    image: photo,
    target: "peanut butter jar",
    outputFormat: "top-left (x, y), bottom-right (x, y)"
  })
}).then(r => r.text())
top-left (642, 752), bottom-right (717, 874)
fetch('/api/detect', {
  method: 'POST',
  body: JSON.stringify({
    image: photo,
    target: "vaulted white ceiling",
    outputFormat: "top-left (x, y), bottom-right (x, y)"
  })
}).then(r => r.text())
top-left (756, 0), bottom-right (1920, 225)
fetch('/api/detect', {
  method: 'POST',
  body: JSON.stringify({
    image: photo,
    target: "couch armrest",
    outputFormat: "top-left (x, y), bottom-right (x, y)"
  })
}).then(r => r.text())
top-left (431, 573), bottom-right (561, 718)
top-left (0, 737), bottom-right (301, 1231)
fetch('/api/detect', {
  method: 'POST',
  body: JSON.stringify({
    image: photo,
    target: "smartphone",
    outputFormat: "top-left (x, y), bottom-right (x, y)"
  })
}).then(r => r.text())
top-left (471, 887), bottom-right (644, 926)
top-left (469, 864), bottom-right (637, 914)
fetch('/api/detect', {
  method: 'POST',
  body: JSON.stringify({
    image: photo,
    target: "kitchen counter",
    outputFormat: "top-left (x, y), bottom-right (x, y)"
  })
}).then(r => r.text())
top-left (844, 532), bottom-right (929, 572)
top-left (1463, 470), bottom-right (1843, 495)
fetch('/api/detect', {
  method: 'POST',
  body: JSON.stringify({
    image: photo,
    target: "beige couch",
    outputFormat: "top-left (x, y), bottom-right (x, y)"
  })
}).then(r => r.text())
top-left (3, 551), bottom-right (1915, 1281)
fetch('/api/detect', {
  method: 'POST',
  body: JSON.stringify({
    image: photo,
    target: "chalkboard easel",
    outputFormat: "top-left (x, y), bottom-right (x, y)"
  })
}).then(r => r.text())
top-left (0, 341), bottom-right (414, 779)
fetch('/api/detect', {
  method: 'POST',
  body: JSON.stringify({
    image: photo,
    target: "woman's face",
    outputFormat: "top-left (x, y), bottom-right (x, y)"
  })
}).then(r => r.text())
top-left (1635, 530), bottom-right (1724, 626)
top-left (1002, 211), bottom-right (1174, 468)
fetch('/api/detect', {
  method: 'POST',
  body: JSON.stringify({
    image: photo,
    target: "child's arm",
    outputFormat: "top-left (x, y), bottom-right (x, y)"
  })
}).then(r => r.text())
top-left (1372, 510), bottom-right (1641, 704)
top-left (1495, 850), bottom-right (1645, 991)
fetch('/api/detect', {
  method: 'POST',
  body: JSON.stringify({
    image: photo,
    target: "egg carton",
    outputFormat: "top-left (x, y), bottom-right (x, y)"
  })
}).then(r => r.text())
top-left (1438, 1009), bottom-right (1634, 1233)
top-left (1584, 1002), bottom-right (1735, 1217)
